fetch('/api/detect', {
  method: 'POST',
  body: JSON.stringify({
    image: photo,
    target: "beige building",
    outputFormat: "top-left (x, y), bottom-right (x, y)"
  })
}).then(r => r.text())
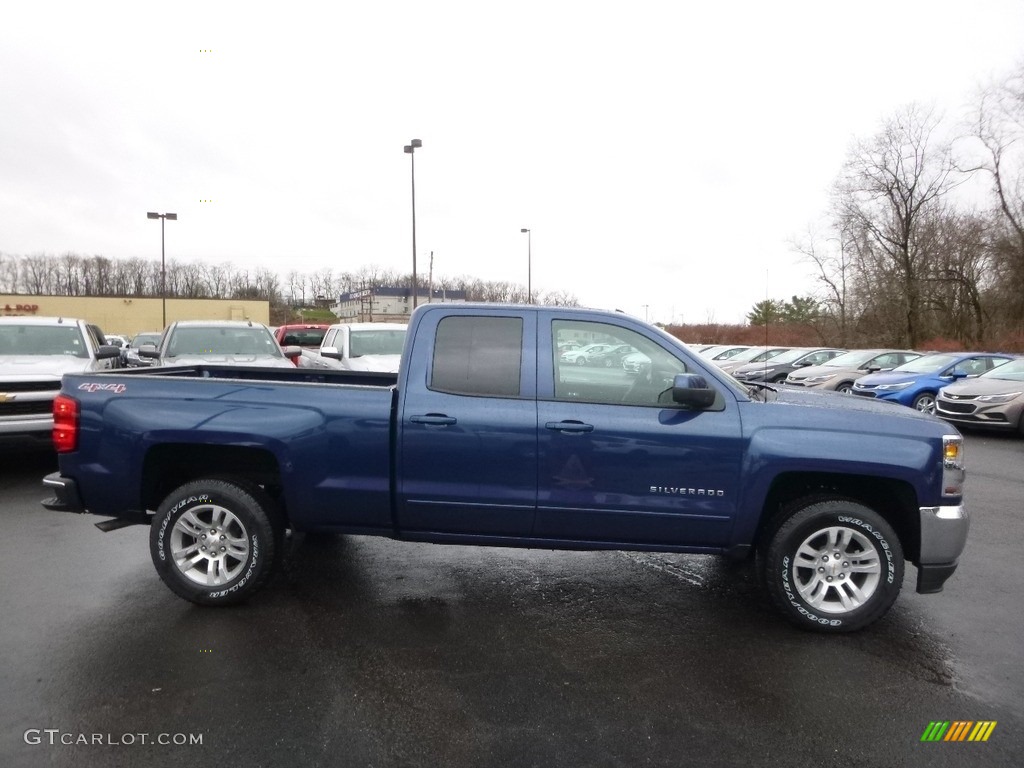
top-left (0, 295), bottom-right (270, 337)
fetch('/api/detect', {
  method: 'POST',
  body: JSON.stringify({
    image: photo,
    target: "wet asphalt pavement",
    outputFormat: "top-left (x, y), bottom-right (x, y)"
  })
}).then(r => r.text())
top-left (1, 434), bottom-right (1022, 768)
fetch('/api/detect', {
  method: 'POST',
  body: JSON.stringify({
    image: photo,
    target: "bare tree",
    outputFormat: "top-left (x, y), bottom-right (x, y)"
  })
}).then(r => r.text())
top-left (963, 62), bottom-right (1024, 333)
top-left (833, 104), bottom-right (966, 347)
top-left (0, 252), bottom-right (18, 293)
top-left (203, 263), bottom-right (230, 298)
top-left (19, 253), bottom-right (55, 294)
top-left (794, 227), bottom-right (855, 346)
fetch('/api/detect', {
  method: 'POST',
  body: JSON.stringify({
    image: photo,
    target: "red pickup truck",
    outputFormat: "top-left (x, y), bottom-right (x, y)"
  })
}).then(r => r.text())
top-left (273, 324), bottom-right (329, 365)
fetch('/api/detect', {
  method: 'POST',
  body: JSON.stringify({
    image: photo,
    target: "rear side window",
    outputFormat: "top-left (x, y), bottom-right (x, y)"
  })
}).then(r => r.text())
top-left (430, 316), bottom-right (522, 397)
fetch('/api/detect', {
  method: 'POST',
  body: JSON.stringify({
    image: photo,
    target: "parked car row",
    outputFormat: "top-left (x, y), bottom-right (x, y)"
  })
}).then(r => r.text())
top-left (850, 352), bottom-right (1015, 413)
top-left (689, 338), bottom-right (1023, 434)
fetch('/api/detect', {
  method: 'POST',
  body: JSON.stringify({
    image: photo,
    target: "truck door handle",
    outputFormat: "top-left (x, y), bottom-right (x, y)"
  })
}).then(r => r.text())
top-left (410, 414), bottom-right (457, 426)
top-left (545, 420), bottom-right (594, 434)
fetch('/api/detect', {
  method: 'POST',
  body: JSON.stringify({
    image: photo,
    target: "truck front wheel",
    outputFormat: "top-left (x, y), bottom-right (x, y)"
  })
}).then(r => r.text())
top-left (760, 499), bottom-right (904, 633)
top-left (150, 479), bottom-right (282, 606)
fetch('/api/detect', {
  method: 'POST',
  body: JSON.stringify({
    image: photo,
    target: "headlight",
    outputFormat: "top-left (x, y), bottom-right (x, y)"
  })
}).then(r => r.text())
top-left (942, 435), bottom-right (965, 498)
top-left (804, 374), bottom-right (835, 384)
top-left (876, 381), bottom-right (913, 391)
top-left (976, 391), bottom-right (1022, 403)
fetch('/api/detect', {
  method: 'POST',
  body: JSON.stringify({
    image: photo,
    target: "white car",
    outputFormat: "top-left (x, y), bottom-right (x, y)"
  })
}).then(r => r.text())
top-left (0, 316), bottom-right (122, 445)
top-left (560, 343), bottom-right (615, 366)
top-left (303, 323), bottom-right (407, 373)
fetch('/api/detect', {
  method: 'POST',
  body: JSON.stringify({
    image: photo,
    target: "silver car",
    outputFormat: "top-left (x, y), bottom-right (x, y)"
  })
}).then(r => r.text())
top-left (785, 349), bottom-right (921, 393)
top-left (732, 347), bottom-right (846, 383)
top-left (935, 357), bottom-right (1024, 435)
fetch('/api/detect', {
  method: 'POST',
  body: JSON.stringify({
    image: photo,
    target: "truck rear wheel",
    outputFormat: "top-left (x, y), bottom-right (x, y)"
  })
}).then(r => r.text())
top-left (760, 499), bottom-right (903, 633)
top-left (150, 479), bottom-right (282, 606)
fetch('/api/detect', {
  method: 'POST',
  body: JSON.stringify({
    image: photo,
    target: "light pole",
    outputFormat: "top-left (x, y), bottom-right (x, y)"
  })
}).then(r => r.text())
top-left (520, 228), bottom-right (532, 304)
top-left (403, 139), bottom-right (422, 309)
top-left (147, 212), bottom-right (177, 327)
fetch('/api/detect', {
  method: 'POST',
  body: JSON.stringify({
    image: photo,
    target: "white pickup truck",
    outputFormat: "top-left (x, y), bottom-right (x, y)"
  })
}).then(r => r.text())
top-left (0, 316), bottom-right (122, 445)
top-left (298, 322), bottom-right (407, 373)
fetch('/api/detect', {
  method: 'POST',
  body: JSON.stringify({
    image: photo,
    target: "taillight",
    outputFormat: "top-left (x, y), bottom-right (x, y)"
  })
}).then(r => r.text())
top-left (53, 395), bottom-right (79, 453)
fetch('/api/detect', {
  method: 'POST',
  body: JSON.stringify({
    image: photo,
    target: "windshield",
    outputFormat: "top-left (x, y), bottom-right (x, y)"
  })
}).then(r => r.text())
top-left (892, 353), bottom-right (960, 373)
top-left (822, 349), bottom-right (886, 368)
top-left (279, 328), bottom-right (327, 347)
top-left (167, 326), bottom-right (282, 357)
top-left (981, 358), bottom-right (1024, 381)
top-left (350, 329), bottom-right (407, 358)
top-left (0, 324), bottom-right (87, 357)
top-left (749, 347), bottom-right (808, 365)
top-left (724, 346), bottom-right (770, 364)
top-left (131, 333), bottom-right (161, 348)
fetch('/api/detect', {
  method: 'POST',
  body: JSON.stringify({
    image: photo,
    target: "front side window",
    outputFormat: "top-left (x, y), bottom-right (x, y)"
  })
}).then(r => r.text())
top-left (552, 320), bottom-right (686, 406)
top-left (430, 316), bottom-right (523, 397)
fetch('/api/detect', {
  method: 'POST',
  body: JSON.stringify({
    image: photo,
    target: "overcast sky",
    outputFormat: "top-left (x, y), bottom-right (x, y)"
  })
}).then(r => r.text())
top-left (2, 1), bottom-right (1023, 324)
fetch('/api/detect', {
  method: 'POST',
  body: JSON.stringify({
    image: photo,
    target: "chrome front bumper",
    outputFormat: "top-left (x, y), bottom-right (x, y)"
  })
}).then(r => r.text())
top-left (916, 504), bottom-right (969, 594)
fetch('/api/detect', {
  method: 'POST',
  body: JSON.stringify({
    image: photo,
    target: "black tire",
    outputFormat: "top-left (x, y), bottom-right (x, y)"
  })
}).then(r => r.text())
top-left (575, 357), bottom-right (587, 366)
top-left (836, 382), bottom-right (854, 394)
top-left (759, 499), bottom-right (903, 633)
top-left (150, 479), bottom-right (283, 606)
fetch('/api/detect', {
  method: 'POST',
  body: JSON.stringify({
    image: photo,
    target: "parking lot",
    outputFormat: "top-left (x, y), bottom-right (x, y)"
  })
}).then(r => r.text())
top-left (1, 433), bottom-right (1022, 768)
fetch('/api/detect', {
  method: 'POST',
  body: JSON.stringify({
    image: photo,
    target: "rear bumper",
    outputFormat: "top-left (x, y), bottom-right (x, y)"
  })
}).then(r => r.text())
top-left (41, 472), bottom-right (86, 513)
top-left (915, 504), bottom-right (969, 594)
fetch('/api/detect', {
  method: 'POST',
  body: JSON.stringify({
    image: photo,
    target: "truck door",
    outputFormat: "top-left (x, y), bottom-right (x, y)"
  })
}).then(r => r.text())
top-left (536, 315), bottom-right (743, 547)
top-left (396, 310), bottom-right (538, 536)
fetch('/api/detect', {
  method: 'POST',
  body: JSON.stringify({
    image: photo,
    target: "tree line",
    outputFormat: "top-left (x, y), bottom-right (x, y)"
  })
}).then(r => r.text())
top-left (0, 253), bottom-right (579, 324)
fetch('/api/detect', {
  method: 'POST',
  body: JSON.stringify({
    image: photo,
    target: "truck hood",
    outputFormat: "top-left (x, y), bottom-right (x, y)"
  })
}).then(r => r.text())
top-left (940, 377), bottom-right (1024, 397)
top-left (854, 371), bottom-right (936, 387)
top-left (346, 354), bottom-right (401, 373)
top-left (0, 354), bottom-right (94, 379)
top-left (772, 384), bottom-right (939, 425)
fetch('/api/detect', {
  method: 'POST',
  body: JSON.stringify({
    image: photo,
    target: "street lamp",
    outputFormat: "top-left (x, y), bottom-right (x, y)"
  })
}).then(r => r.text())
top-left (403, 139), bottom-right (422, 309)
top-left (147, 212), bottom-right (177, 327)
top-left (520, 228), bottom-right (532, 304)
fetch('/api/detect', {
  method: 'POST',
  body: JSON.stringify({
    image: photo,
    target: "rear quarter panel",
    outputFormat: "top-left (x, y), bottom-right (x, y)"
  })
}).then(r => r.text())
top-left (59, 372), bottom-right (396, 531)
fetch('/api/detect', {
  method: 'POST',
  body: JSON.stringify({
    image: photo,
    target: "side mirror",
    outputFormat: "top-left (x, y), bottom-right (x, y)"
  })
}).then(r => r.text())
top-left (282, 345), bottom-right (302, 360)
top-left (138, 344), bottom-right (160, 359)
top-left (865, 365), bottom-right (882, 373)
top-left (793, 361), bottom-right (812, 368)
top-left (95, 345), bottom-right (122, 360)
top-left (320, 346), bottom-right (341, 360)
top-left (671, 373), bottom-right (716, 409)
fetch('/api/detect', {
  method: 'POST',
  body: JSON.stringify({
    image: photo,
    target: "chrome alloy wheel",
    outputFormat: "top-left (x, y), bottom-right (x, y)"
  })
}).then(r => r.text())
top-left (791, 526), bottom-right (881, 614)
top-left (170, 503), bottom-right (250, 586)
top-left (914, 394), bottom-right (936, 414)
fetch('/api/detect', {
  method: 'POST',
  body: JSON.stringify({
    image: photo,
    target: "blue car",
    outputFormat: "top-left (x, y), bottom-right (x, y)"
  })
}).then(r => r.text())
top-left (852, 352), bottom-right (1016, 413)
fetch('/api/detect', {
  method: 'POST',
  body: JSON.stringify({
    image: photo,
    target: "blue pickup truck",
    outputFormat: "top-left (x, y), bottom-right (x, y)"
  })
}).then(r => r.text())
top-left (41, 304), bottom-right (969, 632)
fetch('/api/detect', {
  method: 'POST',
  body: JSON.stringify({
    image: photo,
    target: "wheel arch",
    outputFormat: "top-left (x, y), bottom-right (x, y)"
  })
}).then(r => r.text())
top-left (141, 444), bottom-right (286, 523)
top-left (755, 471), bottom-right (921, 562)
